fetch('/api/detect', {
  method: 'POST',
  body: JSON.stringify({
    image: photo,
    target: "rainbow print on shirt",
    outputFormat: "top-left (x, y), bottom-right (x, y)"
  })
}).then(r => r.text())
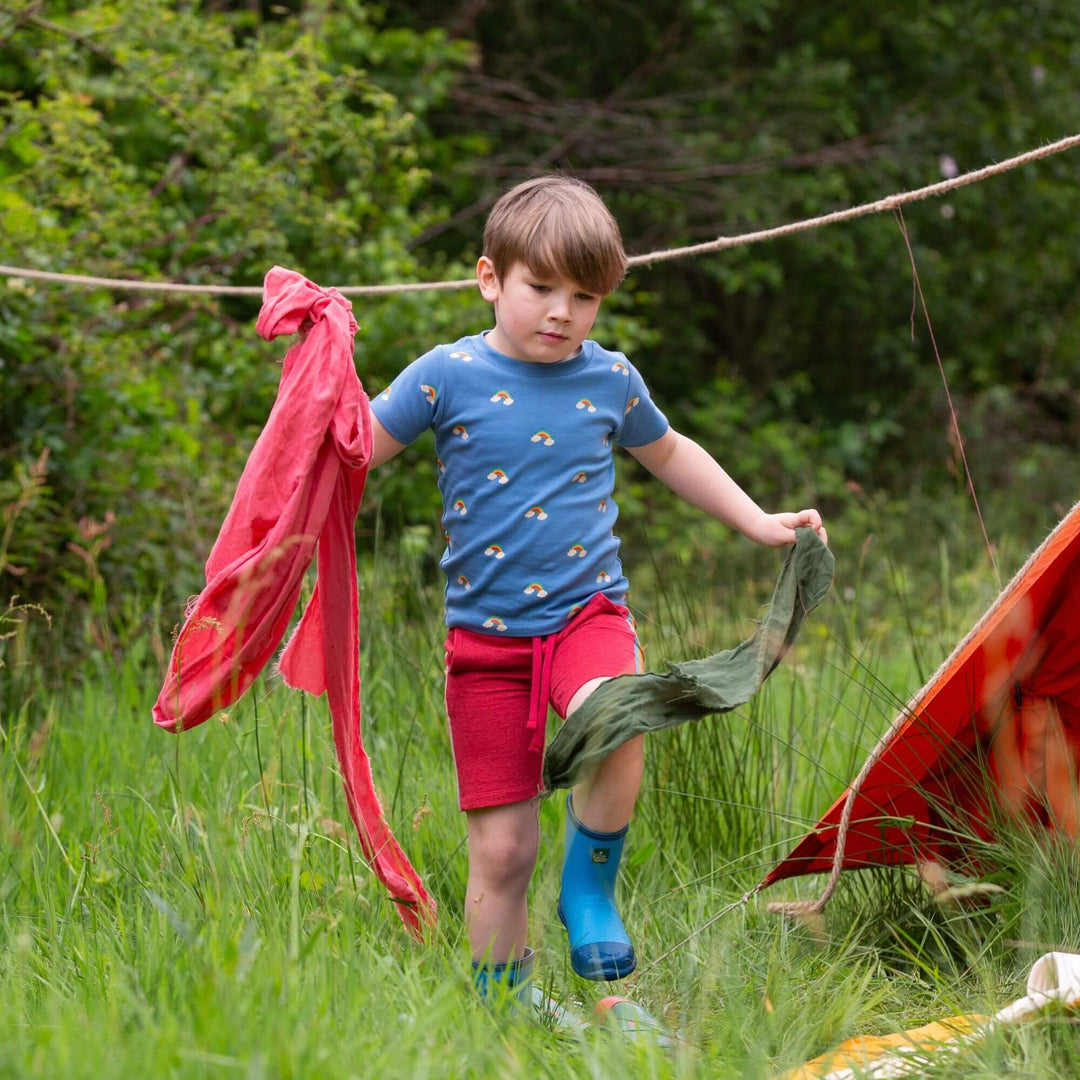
top-left (625, 396), bottom-right (640, 414)
top-left (489, 390), bottom-right (514, 405)
top-left (452, 425), bottom-right (469, 440)
top-left (571, 471), bottom-right (587, 483)
top-left (567, 604), bottom-right (584, 619)
top-left (523, 506), bottom-right (549, 520)
top-left (598, 499), bottom-right (607, 513)
top-left (567, 544), bottom-right (588, 558)
top-left (530, 431), bottom-right (555, 446)
top-left (575, 399), bottom-right (597, 413)
top-left (449, 350), bottom-right (473, 362)
top-left (420, 383), bottom-right (437, 404)
top-left (596, 570), bottom-right (611, 584)
top-left (483, 544), bottom-right (505, 559)
top-left (452, 499), bottom-right (467, 515)
top-left (436, 458), bottom-right (445, 473)
top-left (610, 362), bottom-right (629, 376)
top-left (457, 575), bottom-right (471, 591)
top-left (483, 617), bottom-right (508, 632)
top-left (380, 387), bottom-right (392, 401)
top-left (523, 583), bottom-right (548, 598)
top-left (486, 469), bottom-right (510, 485)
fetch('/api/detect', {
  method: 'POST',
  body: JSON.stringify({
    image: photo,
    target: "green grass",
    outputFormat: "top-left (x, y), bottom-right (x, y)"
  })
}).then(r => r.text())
top-left (3, 525), bottom-right (1080, 1078)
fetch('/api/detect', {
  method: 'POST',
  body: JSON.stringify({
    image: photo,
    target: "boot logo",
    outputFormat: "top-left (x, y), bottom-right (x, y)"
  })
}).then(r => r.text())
top-left (590, 848), bottom-right (609, 864)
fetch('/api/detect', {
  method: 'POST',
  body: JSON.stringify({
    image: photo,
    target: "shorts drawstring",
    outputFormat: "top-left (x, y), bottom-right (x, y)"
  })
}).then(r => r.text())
top-left (528, 633), bottom-right (557, 756)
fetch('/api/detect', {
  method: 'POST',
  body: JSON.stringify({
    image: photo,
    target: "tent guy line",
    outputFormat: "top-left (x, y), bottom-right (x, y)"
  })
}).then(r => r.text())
top-left (2, 132), bottom-right (1078, 296)
top-left (894, 205), bottom-right (998, 584)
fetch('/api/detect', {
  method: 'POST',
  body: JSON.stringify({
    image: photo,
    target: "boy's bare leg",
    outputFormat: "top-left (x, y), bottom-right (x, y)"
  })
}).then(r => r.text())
top-left (465, 799), bottom-right (540, 964)
top-left (567, 676), bottom-right (644, 831)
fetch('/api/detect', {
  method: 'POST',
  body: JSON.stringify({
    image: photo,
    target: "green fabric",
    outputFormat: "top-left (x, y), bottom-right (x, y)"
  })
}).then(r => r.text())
top-left (543, 527), bottom-right (835, 791)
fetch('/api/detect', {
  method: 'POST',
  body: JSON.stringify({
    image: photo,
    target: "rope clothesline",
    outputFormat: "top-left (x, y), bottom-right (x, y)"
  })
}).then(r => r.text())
top-left (2, 132), bottom-right (1079, 297)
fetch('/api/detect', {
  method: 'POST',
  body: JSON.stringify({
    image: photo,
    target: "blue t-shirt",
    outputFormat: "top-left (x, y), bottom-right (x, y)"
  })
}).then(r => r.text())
top-left (370, 332), bottom-right (669, 636)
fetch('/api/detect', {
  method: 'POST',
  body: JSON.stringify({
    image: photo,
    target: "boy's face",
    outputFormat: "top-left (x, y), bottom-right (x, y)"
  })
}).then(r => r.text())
top-left (477, 258), bottom-right (603, 364)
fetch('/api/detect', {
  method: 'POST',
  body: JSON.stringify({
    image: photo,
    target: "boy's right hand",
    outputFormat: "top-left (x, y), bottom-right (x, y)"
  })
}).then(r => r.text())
top-left (748, 509), bottom-right (827, 548)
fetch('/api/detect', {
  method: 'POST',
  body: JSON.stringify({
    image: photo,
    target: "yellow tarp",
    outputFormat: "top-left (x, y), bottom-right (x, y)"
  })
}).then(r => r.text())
top-left (779, 1014), bottom-right (985, 1079)
top-left (777, 951), bottom-right (1080, 1080)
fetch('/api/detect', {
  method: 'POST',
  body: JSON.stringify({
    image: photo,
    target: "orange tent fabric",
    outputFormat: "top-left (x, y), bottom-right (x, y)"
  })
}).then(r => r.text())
top-left (762, 501), bottom-right (1080, 889)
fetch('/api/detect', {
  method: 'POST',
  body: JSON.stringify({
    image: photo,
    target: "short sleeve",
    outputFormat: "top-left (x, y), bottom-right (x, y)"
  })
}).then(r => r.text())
top-left (369, 347), bottom-right (444, 446)
top-left (614, 358), bottom-right (669, 448)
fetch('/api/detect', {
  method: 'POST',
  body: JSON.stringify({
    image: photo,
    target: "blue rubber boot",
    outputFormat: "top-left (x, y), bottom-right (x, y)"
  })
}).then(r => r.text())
top-left (472, 948), bottom-right (589, 1032)
top-left (472, 946), bottom-right (535, 1004)
top-left (557, 795), bottom-right (636, 980)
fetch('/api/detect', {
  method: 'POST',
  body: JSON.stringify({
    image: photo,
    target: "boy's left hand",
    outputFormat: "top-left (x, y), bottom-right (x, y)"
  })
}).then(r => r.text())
top-left (748, 509), bottom-right (827, 548)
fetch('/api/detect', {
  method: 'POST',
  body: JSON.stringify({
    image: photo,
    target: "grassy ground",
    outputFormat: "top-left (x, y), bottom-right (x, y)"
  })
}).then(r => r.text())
top-left (3, 522), bottom-right (1080, 1078)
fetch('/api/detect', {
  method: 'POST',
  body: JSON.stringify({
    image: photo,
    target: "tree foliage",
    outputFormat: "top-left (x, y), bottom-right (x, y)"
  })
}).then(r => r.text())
top-left (1, 0), bottom-right (475, 623)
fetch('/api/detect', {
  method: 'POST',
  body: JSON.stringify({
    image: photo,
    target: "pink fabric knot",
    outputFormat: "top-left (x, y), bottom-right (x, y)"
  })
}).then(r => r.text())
top-left (256, 265), bottom-right (358, 341)
top-left (254, 266), bottom-right (369, 475)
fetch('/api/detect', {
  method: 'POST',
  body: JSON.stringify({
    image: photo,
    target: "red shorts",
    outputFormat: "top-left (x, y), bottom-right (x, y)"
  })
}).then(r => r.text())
top-left (443, 593), bottom-right (642, 810)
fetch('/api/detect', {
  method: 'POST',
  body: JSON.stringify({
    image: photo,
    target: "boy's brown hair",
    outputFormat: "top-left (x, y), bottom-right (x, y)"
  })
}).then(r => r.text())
top-left (483, 175), bottom-right (627, 296)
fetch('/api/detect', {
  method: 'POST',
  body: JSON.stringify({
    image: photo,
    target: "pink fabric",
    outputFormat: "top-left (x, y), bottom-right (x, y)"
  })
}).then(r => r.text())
top-left (152, 266), bottom-right (435, 939)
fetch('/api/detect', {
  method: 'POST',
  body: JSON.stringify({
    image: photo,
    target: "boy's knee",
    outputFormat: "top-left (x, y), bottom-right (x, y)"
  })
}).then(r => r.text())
top-left (469, 812), bottom-right (539, 890)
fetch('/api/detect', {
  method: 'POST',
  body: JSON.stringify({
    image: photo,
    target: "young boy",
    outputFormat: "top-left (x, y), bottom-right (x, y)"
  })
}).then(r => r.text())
top-left (368, 176), bottom-right (826, 993)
